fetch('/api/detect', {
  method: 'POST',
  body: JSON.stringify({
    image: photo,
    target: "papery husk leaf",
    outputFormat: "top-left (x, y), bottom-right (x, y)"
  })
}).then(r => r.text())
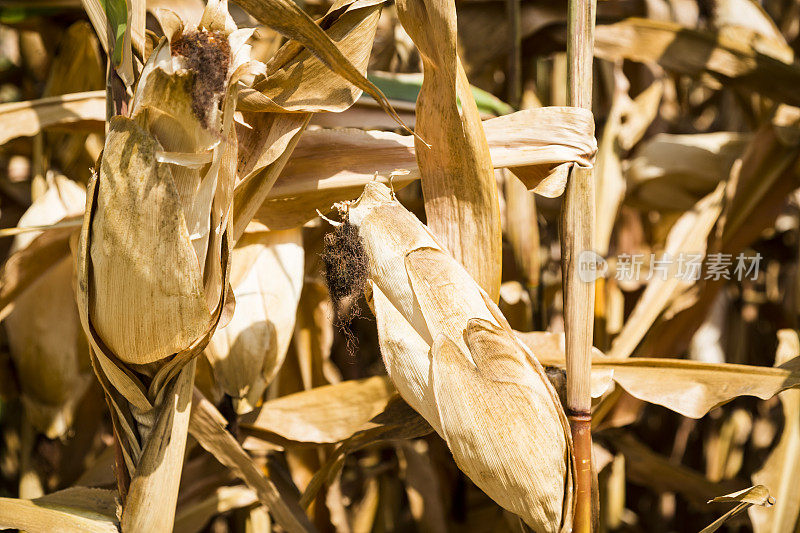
top-left (595, 18), bottom-right (800, 105)
top-left (206, 228), bottom-right (303, 413)
top-left (74, 5), bottom-right (242, 528)
top-left (122, 360), bottom-right (196, 532)
top-left (240, 375), bottom-right (397, 446)
top-left (88, 115), bottom-right (210, 365)
top-left (349, 182), bottom-right (574, 532)
top-left (0, 487), bottom-right (119, 533)
top-left (395, 0), bottom-right (501, 299)
top-left (257, 107), bottom-right (596, 229)
top-left (702, 486), bottom-right (774, 533)
top-left (429, 324), bottom-right (573, 532)
top-left (0, 90), bottom-right (105, 145)
top-left (750, 329), bottom-right (800, 533)
top-left (189, 389), bottom-right (315, 533)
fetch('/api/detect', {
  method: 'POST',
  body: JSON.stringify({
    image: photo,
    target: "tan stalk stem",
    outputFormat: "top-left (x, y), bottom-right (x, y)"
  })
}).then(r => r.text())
top-left (562, 0), bottom-right (597, 531)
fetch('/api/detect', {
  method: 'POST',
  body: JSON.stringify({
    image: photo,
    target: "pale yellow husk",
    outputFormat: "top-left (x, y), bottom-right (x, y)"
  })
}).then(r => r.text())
top-left (5, 175), bottom-right (89, 438)
top-left (205, 228), bottom-right (304, 413)
top-left (83, 0), bottom-right (259, 365)
top-left (347, 181), bottom-right (575, 532)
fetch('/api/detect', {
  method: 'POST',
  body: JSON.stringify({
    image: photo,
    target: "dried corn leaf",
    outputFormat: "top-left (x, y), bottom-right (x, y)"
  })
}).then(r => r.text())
top-left (750, 330), bottom-right (800, 533)
top-left (713, 0), bottom-right (792, 63)
top-left (608, 182), bottom-right (725, 359)
top-left (605, 431), bottom-right (746, 509)
top-left (240, 375), bottom-right (397, 446)
top-left (395, 0), bottom-right (501, 298)
top-left (239, 0), bottom-right (383, 113)
top-left (534, 352), bottom-right (800, 419)
top-left (206, 228), bottom-right (304, 413)
top-left (0, 487), bottom-right (119, 533)
top-left (637, 105), bottom-right (800, 357)
top-left (175, 485), bottom-right (258, 533)
top-left (256, 107), bottom-right (595, 229)
top-left (189, 389), bottom-right (315, 533)
top-left (702, 486), bottom-right (774, 533)
top-left (299, 396), bottom-right (432, 508)
top-left (627, 132), bottom-right (749, 211)
top-left (235, 0), bottom-right (411, 133)
top-left (595, 18), bottom-right (800, 105)
top-left (0, 90), bottom-right (105, 145)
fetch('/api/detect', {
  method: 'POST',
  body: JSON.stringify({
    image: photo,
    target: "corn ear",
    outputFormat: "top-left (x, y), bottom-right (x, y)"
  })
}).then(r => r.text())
top-left (205, 228), bottom-right (304, 413)
top-left (75, 1), bottom-right (256, 527)
top-left (346, 181), bottom-right (575, 532)
top-left (5, 176), bottom-right (89, 438)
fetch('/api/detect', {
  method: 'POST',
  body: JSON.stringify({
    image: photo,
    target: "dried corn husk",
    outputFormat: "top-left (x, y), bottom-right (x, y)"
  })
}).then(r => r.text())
top-left (76, 1), bottom-right (257, 529)
top-left (5, 175), bottom-right (89, 438)
top-left (205, 227), bottom-right (304, 413)
top-left (83, 2), bottom-right (258, 365)
top-left (342, 181), bottom-right (574, 532)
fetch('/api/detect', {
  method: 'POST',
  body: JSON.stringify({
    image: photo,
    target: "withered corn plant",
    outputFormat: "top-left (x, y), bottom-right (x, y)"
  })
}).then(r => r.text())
top-left (7, 0), bottom-right (800, 531)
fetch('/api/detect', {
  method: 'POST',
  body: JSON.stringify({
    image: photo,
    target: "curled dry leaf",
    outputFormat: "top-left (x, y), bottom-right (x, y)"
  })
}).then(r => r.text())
top-left (189, 390), bottom-right (315, 533)
top-left (232, 0), bottom-right (385, 241)
top-left (626, 132), bottom-right (750, 212)
top-left (608, 182), bottom-right (726, 359)
top-left (0, 487), bottom-right (119, 533)
top-left (533, 348), bottom-right (800, 420)
top-left (702, 485), bottom-right (774, 533)
top-left (395, 0), bottom-right (501, 299)
top-left (256, 106), bottom-right (596, 230)
top-left (595, 18), bottom-right (800, 105)
top-left (235, 0), bottom-right (413, 135)
top-left (0, 90), bottom-right (105, 145)
top-left (339, 181), bottom-right (574, 532)
top-left (205, 227), bottom-right (304, 414)
top-left (240, 375), bottom-right (397, 446)
top-left (750, 329), bottom-right (800, 533)
top-left (5, 176), bottom-right (90, 438)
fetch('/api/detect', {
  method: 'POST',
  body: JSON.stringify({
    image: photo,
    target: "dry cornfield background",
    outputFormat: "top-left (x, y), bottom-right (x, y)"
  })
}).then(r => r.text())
top-left (3, 0), bottom-right (800, 531)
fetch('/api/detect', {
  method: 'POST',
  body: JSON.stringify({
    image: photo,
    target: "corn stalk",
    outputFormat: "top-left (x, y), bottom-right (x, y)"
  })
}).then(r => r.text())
top-left (562, 0), bottom-right (597, 530)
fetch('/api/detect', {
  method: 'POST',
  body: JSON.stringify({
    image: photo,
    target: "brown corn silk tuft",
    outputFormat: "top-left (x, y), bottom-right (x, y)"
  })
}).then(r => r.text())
top-left (321, 219), bottom-right (369, 323)
top-left (171, 30), bottom-right (231, 127)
